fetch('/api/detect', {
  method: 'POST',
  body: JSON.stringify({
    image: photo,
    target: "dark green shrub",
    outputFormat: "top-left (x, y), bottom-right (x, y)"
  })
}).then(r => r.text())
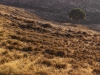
top-left (69, 8), bottom-right (86, 21)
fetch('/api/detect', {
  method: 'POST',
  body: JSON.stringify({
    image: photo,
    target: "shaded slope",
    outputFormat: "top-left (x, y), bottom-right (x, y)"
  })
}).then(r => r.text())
top-left (1, 0), bottom-right (100, 24)
top-left (0, 4), bottom-right (99, 75)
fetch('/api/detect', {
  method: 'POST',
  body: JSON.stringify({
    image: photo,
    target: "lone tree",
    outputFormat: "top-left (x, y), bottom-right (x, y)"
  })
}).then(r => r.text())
top-left (69, 8), bottom-right (86, 21)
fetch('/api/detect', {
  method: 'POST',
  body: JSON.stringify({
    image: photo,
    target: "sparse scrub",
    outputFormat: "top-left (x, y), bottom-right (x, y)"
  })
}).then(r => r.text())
top-left (93, 67), bottom-right (100, 74)
top-left (0, 5), bottom-right (99, 75)
top-left (44, 49), bottom-right (66, 57)
top-left (22, 46), bottom-right (33, 52)
top-left (2, 50), bottom-right (9, 55)
top-left (54, 63), bottom-right (66, 69)
top-left (41, 60), bottom-right (52, 67)
top-left (13, 16), bottom-right (23, 21)
top-left (36, 71), bottom-right (48, 75)
top-left (41, 23), bottom-right (52, 28)
top-left (23, 19), bottom-right (36, 24)
top-left (66, 33), bottom-right (74, 38)
top-left (44, 54), bottom-right (54, 59)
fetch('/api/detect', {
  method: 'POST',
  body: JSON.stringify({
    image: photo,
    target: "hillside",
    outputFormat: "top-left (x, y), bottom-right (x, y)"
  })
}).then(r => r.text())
top-left (1, 0), bottom-right (100, 24)
top-left (0, 4), bottom-right (100, 75)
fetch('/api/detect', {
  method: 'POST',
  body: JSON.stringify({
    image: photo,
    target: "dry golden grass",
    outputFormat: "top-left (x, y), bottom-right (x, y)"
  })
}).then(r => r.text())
top-left (0, 4), bottom-right (99, 75)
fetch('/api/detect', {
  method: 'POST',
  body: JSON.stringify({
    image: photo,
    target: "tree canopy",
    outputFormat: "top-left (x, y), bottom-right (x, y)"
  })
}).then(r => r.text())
top-left (69, 8), bottom-right (86, 21)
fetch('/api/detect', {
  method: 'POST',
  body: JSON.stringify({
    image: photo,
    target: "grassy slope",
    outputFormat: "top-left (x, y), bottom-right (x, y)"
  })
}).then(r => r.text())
top-left (0, 4), bottom-right (100, 75)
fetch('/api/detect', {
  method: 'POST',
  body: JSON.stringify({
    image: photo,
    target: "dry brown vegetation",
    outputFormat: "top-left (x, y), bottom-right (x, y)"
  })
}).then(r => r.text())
top-left (0, 4), bottom-right (99, 75)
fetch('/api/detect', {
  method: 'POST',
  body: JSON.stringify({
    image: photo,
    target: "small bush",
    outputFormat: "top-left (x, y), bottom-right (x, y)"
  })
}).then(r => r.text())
top-left (41, 60), bottom-right (52, 67)
top-left (36, 71), bottom-right (48, 75)
top-left (56, 50), bottom-right (66, 57)
top-left (66, 33), bottom-right (74, 38)
top-left (93, 68), bottom-right (100, 74)
top-left (23, 19), bottom-right (36, 24)
top-left (22, 46), bottom-right (33, 51)
top-left (41, 23), bottom-right (52, 28)
top-left (54, 63), bottom-right (66, 69)
top-left (44, 49), bottom-right (66, 57)
top-left (2, 50), bottom-right (9, 55)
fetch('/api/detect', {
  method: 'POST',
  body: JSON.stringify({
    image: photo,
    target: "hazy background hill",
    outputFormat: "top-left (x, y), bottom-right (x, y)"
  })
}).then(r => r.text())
top-left (0, 0), bottom-right (100, 24)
